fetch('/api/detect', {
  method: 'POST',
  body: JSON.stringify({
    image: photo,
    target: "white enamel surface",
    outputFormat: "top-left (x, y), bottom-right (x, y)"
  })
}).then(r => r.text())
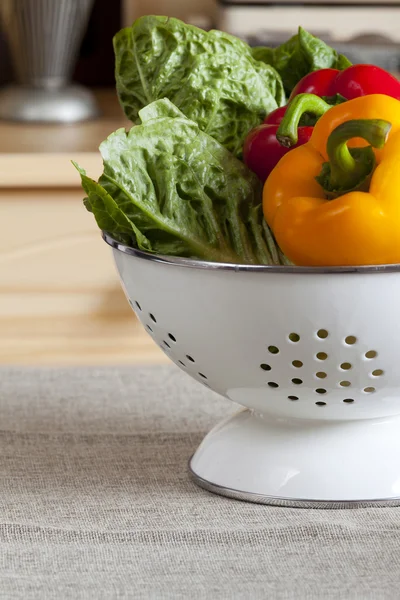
top-left (112, 249), bottom-right (400, 502)
top-left (114, 251), bottom-right (400, 422)
top-left (190, 409), bottom-right (400, 501)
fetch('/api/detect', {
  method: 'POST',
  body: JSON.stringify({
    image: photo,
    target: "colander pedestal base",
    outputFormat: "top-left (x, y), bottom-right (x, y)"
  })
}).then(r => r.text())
top-left (189, 409), bottom-right (400, 508)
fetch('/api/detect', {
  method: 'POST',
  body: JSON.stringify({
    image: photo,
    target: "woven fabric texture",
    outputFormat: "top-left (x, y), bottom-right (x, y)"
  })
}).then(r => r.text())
top-left (0, 366), bottom-right (399, 599)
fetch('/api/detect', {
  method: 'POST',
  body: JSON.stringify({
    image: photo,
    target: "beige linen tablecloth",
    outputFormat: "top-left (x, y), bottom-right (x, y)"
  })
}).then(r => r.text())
top-left (0, 365), bottom-right (399, 599)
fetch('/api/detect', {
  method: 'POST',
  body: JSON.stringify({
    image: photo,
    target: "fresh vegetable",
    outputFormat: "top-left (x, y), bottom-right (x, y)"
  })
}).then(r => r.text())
top-left (252, 27), bottom-right (351, 96)
top-left (264, 106), bottom-right (287, 125)
top-left (113, 15), bottom-right (285, 158)
top-left (276, 93), bottom-right (333, 147)
top-left (243, 123), bottom-right (313, 182)
top-left (76, 99), bottom-right (283, 265)
top-left (77, 18), bottom-right (356, 266)
top-left (290, 64), bottom-right (400, 101)
top-left (289, 68), bottom-right (339, 99)
top-left (244, 96), bottom-right (336, 182)
top-left (264, 94), bottom-right (400, 266)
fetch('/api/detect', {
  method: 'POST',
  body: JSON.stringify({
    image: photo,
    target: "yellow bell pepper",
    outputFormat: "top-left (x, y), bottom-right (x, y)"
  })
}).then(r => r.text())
top-left (263, 93), bottom-right (400, 266)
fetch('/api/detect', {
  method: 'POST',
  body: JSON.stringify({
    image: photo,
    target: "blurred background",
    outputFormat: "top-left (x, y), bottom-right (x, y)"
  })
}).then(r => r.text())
top-left (1, 0), bottom-right (398, 88)
top-left (1, 0), bottom-right (399, 366)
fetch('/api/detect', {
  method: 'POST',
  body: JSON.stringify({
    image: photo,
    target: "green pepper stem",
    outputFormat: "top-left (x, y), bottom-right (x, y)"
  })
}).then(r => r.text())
top-left (327, 119), bottom-right (391, 190)
top-left (277, 93), bottom-right (332, 147)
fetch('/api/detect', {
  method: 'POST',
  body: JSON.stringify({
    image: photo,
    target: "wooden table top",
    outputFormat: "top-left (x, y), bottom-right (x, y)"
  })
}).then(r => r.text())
top-left (0, 187), bottom-right (166, 366)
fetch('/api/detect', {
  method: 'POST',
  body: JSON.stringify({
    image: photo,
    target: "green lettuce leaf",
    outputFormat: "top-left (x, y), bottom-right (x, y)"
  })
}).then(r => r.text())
top-left (75, 99), bottom-right (283, 265)
top-left (253, 27), bottom-right (351, 95)
top-left (113, 15), bottom-right (285, 158)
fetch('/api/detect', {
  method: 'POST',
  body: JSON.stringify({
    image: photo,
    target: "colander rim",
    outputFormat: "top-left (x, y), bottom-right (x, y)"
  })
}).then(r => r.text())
top-left (102, 232), bottom-right (400, 274)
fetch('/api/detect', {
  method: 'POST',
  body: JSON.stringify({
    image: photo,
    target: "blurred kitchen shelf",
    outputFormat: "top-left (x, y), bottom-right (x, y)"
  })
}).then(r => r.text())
top-left (0, 88), bottom-right (128, 187)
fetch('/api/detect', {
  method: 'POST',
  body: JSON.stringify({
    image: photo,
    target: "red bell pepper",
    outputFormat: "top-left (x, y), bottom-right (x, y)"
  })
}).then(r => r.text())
top-left (263, 106), bottom-right (287, 125)
top-left (243, 104), bottom-right (315, 182)
top-left (244, 64), bottom-right (400, 182)
top-left (290, 64), bottom-right (400, 101)
top-left (243, 120), bottom-right (313, 182)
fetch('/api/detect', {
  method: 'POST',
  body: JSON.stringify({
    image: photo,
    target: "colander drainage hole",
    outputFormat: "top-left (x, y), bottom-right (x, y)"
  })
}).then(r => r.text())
top-left (317, 329), bottom-right (329, 339)
top-left (316, 372), bottom-right (327, 379)
top-left (135, 301), bottom-right (142, 311)
top-left (340, 381), bottom-right (351, 387)
top-left (315, 388), bottom-right (327, 394)
top-left (268, 345), bottom-right (279, 354)
top-left (289, 333), bottom-right (300, 342)
top-left (364, 387), bottom-right (376, 393)
top-left (288, 395), bottom-right (299, 401)
top-left (292, 378), bottom-right (303, 385)
top-left (260, 363), bottom-right (271, 371)
top-left (316, 352), bottom-right (328, 361)
top-left (343, 398), bottom-right (354, 403)
top-left (146, 325), bottom-right (153, 333)
top-left (315, 401), bottom-right (327, 406)
top-left (163, 340), bottom-right (171, 349)
top-left (168, 333), bottom-right (177, 342)
top-left (186, 355), bottom-right (195, 363)
top-left (292, 360), bottom-right (303, 368)
top-left (178, 360), bottom-right (185, 367)
top-left (365, 350), bottom-right (377, 359)
top-left (372, 369), bottom-right (384, 377)
top-left (345, 335), bottom-right (357, 345)
top-left (268, 382), bottom-right (279, 388)
top-left (340, 362), bottom-right (352, 370)
top-left (199, 373), bottom-right (207, 379)
top-left (149, 313), bottom-right (157, 323)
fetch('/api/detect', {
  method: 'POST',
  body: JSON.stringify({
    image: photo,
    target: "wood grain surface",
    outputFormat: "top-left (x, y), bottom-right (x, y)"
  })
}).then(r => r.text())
top-left (0, 188), bottom-right (166, 365)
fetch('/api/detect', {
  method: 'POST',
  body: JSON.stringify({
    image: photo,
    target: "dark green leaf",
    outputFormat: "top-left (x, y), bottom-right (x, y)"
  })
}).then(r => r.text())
top-left (75, 100), bottom-right (282, 265)
top-left (336, 54), bottom-right (353, 70)
top-left (253, 26), bottom-right (351, 96)
top-left (113, 15), bottom-right (285, 157)
top-left (73, 161), bottom-right (152, 249)
top-left (251, 46), bottom-right (275, 65)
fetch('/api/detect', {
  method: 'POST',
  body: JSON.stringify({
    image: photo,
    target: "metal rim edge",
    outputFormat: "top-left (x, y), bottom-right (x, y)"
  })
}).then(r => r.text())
top-left (103, 232), bottom-right (400, 275)
top-left (188, 459), bottom-right (400, 509)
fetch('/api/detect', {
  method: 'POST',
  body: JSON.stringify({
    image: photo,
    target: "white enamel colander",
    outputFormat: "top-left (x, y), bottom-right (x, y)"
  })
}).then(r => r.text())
top-left (104, 232), bottom-right (400, 508)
